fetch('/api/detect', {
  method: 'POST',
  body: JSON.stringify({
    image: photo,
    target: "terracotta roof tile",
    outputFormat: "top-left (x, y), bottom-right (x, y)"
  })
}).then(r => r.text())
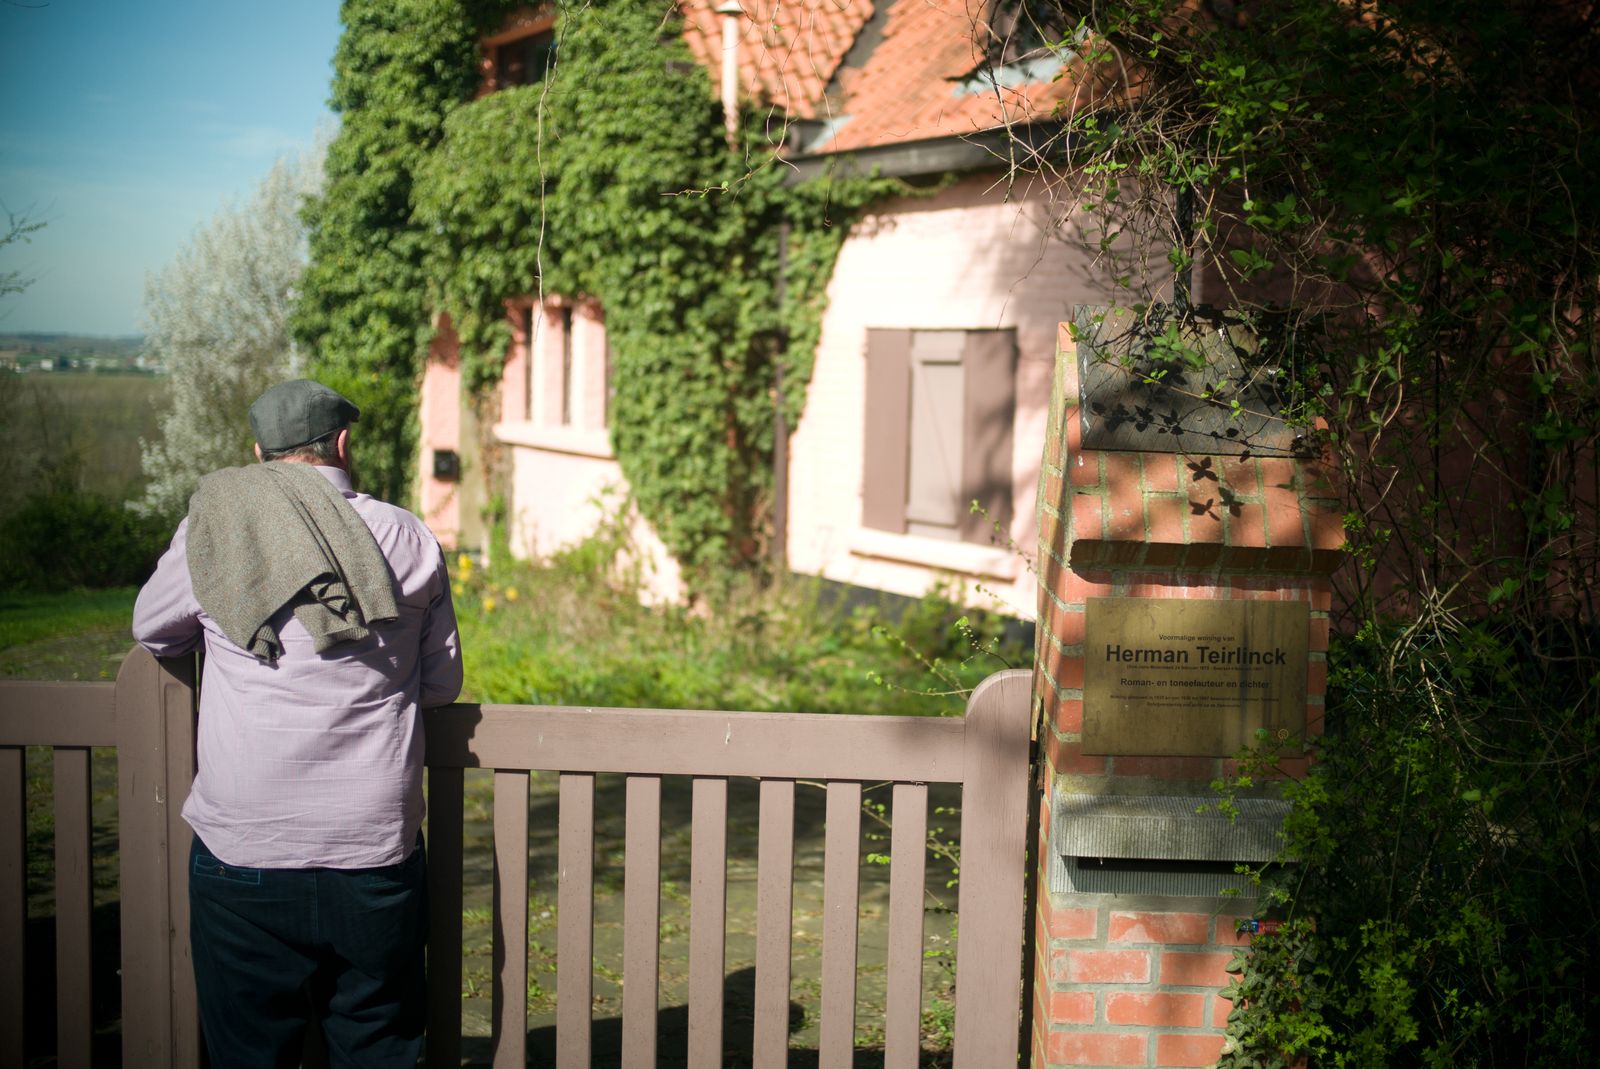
top-left (673, 0), bottom-right (1083, 151)
top-left (680, 1), bottom-right (874, 121)
top-left (815, 0), bottom-right (1079, 153)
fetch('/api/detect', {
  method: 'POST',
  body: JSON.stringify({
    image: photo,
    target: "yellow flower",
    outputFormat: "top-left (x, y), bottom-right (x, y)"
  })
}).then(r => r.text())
top-left (456, 553), bottom-right (473, 574)
top-left (451, 582), bottom-right (464, 597)
top-left (482, 596), bottom-right (496, 612)
top-left (503, 587), bottom-right (519, 602)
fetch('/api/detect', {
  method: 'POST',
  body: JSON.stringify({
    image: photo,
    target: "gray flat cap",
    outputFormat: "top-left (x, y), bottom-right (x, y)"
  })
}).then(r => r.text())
top-left (249, 379), bottom-right (361, 453)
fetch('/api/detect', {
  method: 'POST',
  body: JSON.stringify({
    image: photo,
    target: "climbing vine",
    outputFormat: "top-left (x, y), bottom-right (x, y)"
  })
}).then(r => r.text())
top-left (291, 0), bottom-right (491, 504)
top-left (295, 0), bottom-right (899, 575)
top-left (413, 0), bottom-right (901, 578)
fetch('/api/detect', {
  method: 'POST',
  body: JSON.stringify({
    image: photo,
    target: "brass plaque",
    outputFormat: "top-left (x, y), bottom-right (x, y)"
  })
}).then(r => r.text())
top-left (1083, 597), bottom-right (1309, 757)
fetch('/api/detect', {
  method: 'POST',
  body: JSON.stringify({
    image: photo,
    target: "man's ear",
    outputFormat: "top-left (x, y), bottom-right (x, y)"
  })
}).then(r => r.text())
top-left (336, 428), bottom-right (351, 467)
top-left (254, 443), bottom-right (263, 462)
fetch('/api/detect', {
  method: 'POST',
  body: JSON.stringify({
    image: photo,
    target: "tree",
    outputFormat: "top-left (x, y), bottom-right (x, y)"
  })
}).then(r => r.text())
top-left (1007, 1), bottom-right (1599, 1061)
top-left (0, 201), bottom-right (45, 301)
top-left (135, 143), bottom-right (325, 520)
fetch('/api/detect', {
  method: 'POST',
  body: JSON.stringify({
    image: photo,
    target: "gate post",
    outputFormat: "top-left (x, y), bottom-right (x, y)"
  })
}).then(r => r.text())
top-left (116, 648), bottom-right (201, 1069)
top-left (1030, 313), bottom-right (1343, 1067)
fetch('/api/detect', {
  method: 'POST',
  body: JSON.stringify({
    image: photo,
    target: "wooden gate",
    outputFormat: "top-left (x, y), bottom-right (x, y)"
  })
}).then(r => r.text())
top-left (2, 648), bottom-right (1032, 1068)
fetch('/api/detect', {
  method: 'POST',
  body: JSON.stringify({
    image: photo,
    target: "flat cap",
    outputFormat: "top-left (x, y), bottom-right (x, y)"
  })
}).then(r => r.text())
top-left (248, 379), bottom-right (361, 453)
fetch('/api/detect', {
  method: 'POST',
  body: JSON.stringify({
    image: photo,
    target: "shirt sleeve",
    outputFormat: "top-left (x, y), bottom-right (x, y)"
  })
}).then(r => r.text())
top-left (131, 518), bottom-right (205, 657)
top-left (418, 543), bottom-right (464, 709)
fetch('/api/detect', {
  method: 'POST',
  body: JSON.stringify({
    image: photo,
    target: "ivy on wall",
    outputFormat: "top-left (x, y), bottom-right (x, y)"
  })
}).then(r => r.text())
top-left (291, 0), bottom-right (489, 505)
top-left (297, 0), bottom-right (901, 578)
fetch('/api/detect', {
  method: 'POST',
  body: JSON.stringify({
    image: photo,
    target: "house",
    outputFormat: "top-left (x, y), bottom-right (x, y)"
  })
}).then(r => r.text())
top-left (419, 0), bottom-right (1154, 618)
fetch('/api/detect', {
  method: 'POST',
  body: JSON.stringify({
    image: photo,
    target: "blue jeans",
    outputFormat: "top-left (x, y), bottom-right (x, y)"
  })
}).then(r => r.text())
top-left (187, 837), bottom-right (428, 1068)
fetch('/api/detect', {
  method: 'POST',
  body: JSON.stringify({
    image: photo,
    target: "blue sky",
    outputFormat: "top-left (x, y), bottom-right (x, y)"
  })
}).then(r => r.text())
top-left (0, 0), bottom-right (342, 336)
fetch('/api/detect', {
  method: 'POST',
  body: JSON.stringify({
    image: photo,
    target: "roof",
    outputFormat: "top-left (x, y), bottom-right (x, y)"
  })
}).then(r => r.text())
top-left (679, 0), bottom-right (875, 122)
top-left (678, 0), bottom-right (1079, 155)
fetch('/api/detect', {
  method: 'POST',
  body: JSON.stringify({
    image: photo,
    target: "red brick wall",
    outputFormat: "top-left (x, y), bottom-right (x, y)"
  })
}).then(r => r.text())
top-left (1031, 319), bottom-right (1344, 1067)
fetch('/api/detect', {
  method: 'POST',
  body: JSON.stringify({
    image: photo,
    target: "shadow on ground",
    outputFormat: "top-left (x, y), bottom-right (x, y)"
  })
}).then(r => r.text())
top-left (456, 967), bottom-right (953, 1068)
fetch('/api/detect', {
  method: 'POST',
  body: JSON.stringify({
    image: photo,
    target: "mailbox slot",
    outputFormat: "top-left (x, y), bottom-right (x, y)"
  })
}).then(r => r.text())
top-left (1051, 794), bottom-right (1289, 898)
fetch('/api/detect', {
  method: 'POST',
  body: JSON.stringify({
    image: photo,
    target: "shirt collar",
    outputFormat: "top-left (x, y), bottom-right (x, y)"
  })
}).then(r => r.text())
top-left (310, 464), bottom-right (354, 494)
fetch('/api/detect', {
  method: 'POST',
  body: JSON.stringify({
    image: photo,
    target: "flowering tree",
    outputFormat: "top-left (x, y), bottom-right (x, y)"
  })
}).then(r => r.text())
top-left (135, 142), bottom-right (325, 520)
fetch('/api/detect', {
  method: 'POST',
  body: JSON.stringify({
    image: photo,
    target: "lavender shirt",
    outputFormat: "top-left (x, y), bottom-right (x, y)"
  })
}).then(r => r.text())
top-left (132, 465), bottom-right (463, 869)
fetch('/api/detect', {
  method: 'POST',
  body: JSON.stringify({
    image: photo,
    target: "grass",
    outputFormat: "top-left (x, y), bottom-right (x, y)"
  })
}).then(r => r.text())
top-left (450, 533), bottom-right (1027, 717)
top-left (0, 587), bottom-right (139, 680)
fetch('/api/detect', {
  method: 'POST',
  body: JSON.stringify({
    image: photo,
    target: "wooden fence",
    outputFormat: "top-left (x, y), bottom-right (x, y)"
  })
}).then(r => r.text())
top-left (1, 648), bottom-right (1033, 1068)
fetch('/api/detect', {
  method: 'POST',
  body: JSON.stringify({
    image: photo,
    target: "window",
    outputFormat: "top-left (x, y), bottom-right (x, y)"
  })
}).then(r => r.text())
top-left (523, 296), bottom-right (609, 434)
top-left (862, 328), bottom-right (1017, 544)
top-left (482, 12), bottom-right (557, 95)
top-left (495, 30), bottom-right (556, 88)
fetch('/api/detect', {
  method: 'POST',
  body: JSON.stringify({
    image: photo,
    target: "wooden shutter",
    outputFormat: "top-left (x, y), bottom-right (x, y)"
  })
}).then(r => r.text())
top-left (958, 329), bottom-right (1017, 543)
top-left (862, 329), bottom-right (912, 533)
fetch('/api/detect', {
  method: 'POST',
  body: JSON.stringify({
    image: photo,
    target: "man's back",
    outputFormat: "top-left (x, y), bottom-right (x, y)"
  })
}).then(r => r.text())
top-left (132, 463), bottom-right (462, 868)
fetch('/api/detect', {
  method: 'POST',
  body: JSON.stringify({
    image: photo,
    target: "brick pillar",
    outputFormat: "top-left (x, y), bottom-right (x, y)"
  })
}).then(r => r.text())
top-left (1031, 318), bottom-right (1343, 1068)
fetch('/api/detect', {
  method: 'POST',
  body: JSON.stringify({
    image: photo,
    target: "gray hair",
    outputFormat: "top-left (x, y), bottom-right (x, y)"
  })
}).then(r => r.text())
top-left (260, 428), bottom-right (343, 465)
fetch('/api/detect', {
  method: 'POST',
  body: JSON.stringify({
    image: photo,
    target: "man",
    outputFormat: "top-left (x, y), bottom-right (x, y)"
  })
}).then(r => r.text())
top-left (132, 379), bottom-right (462, 1068)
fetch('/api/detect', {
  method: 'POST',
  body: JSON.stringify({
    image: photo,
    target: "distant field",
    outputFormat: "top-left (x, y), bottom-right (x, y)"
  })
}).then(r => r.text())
top-left (1, 373), bottom-right (168, 507)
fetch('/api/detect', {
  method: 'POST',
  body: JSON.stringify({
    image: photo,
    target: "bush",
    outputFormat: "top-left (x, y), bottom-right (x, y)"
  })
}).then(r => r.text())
top-left (0, 490), bottom-right (167, 593)
top-left (1221, 619), bottom-right (1600, 1067)
top-left (450, 528), bottom-right (1029, 716)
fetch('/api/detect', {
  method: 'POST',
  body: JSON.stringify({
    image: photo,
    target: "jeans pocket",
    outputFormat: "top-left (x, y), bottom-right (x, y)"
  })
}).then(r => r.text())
top-left (191, 851), bottom-right (263, 885)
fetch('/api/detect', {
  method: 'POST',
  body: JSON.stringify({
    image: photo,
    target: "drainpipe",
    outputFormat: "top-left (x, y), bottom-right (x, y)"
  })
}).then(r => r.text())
top-left (717, 1), bottom-right (743, 150)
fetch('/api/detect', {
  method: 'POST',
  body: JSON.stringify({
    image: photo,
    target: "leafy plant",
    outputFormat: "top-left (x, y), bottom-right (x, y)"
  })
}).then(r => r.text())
top-left (1006, 1), bottom-right (1600, 1060)
top-left (292, 0), bottom-right (488, 505)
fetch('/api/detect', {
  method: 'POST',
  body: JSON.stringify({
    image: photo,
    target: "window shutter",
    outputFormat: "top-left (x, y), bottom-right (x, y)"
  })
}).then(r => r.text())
top-left (862, 329), bottom-right (912, 534)
top-left (958, 329), bottom-right (1017, 543)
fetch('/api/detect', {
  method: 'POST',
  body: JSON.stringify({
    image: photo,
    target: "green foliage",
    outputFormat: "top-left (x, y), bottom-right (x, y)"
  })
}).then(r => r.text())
top-left (1218, 623), bottom-right (1599, 1066)
top-left (1021, 2), bottom-right (1600, 1061)
top-left (291, 0), bottom-right (489, 504)
top-left (449, 518), bottom-right (1024, 715)
top-left (0, 489), bottom-right (166, 593)
top-left (413, 1), bottom-right (901, 578)
top-left (1042, 0), bottom-right (1600, 617)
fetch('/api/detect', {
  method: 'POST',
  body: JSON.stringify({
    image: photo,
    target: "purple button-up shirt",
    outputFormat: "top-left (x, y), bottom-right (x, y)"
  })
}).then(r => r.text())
top-left (132, 464), bottom-right (462, 869)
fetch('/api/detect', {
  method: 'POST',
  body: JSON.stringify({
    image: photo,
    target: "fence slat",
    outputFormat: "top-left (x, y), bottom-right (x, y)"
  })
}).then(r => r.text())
top-left (115, 648), bottom-right (190, 1068)
top-left (161, 661), bottom-right (200, 1069)
top-left (820, 781), bottom-right (863, 1068)
top-left (556, 772), bottom-right (594, 1069)
top-left (54, 747), bottom-right (94, 1068)
top-left (952, 670), bottom-right (1032, 1068)
top-left (622, 775), bottom-right (662, 1066)
top-left (1, 747), bottom-right (24, 1069)
top-left (753, 778), bottom-right (795, 1069)
top-left (687, 777), bottom-right (728, 1067)
top-left (492, 771), bottom-right (530, 1069)
top-left (426, 765), bottom-right (464, 1068)
top-left (884, 781), bottom-right (928, 1069)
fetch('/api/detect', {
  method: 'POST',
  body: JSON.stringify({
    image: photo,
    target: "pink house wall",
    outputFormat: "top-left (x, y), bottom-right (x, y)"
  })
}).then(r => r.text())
top-left (787, 173), bottom-right (1130, 619)
top-left (419, 318), bottom-right (463, 549)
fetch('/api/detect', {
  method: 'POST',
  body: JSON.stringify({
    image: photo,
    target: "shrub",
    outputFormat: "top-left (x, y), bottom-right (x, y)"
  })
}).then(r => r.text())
top-left (1221, 619), bottom-right (1599, 1066)
top-left (0, 489), bottom-right (166, 592)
